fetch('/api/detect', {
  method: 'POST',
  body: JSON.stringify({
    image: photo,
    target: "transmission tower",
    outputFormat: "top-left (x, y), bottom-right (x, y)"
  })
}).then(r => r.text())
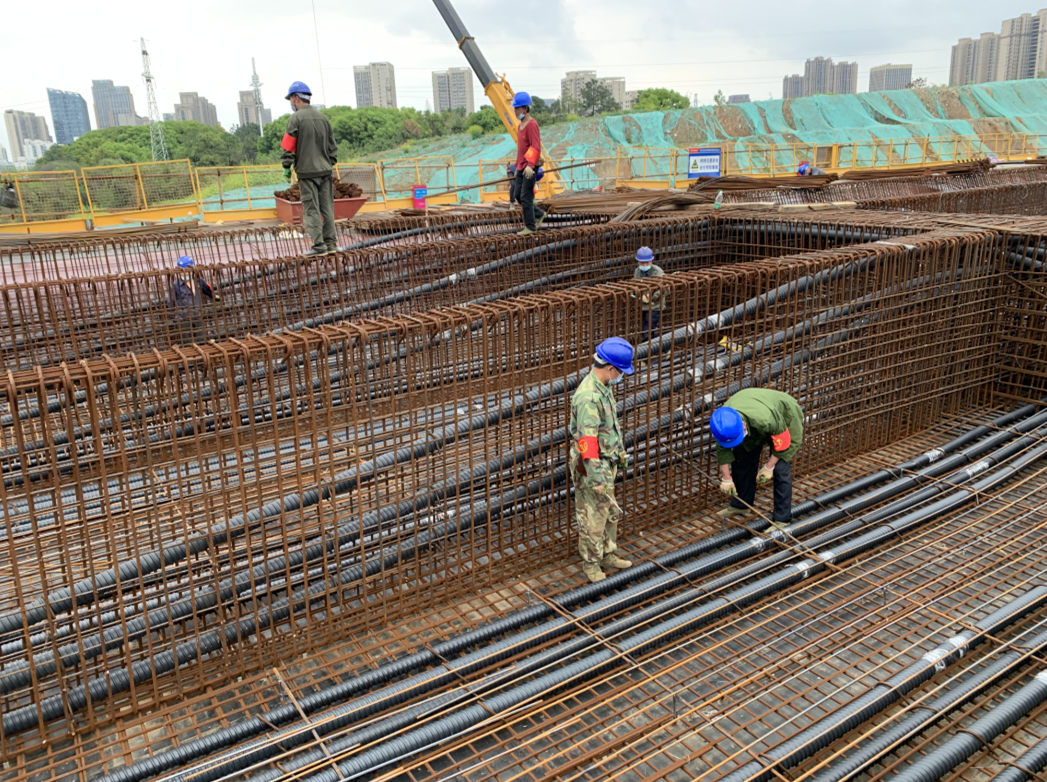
top-left (141, 38), bottom-right (168, 161)
top-left (251, 58), bottom-right (265, 135)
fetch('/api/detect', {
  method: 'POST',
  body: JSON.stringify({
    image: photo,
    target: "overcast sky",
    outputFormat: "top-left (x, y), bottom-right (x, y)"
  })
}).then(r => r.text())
top-left (2, 0), bottom-right (1040, 157)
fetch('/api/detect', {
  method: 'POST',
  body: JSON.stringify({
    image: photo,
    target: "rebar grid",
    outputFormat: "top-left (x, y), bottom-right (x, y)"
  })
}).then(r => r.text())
top-left (0, 226), bottom-right (1004, 756)
top-left (380, 465), bottom-right (1047, 782)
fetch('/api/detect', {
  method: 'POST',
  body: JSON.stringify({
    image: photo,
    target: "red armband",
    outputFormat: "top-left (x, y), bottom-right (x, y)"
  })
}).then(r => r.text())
top-left (281, 133), bottom-right (297, 153)
top-left (577, 436), bottom-right (600, 460)
top-left (524, 146), bottom-right (539, 166)
top-left (771, 430), bottom-right (792, 452)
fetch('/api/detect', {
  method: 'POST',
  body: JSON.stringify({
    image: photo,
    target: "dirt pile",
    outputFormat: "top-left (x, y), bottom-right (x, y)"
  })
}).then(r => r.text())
top-left (274, 181), bottom-right (364, 201)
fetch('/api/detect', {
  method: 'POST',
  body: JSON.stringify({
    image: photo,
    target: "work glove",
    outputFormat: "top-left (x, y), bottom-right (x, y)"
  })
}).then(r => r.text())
top-left (719, 480), bottom-right (737, 498)
top-left (283, 168), bottom-right (292, 182)
top-left (524, 166), bottom-right (535, 179)
top-left (641, 294), bottom-right (650, 304)
top-left (757, 466), bottom-right (774, 484)
top-left (617, 452), bottom-right (630, 471)
top-left (212, 292), bottom-right (222, 303)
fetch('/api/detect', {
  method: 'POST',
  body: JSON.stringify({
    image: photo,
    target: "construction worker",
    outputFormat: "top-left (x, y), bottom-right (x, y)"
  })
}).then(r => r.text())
top-left (512, 92), bottom-right (546, 235)
top-left (569, 337), bottom-right (635, 583)
top-left (281, 81), bottom-right (339, 256)
top-left (167, 255), bottom-right (221, 344)
top-left (632, 246), bottom-right (665, 341)
top-left (797, 162), bottom-right (827, 176)
top-left (710, 389), bottom-right (804, 527)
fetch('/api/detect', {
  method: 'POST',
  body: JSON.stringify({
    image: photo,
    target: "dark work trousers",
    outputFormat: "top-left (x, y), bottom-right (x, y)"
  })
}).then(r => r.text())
top-left (516, 172), bottom-right (545, 230)
top-left (728, 444), bottom-right (793, 522)
top-left (299, 174), bottom-right (337, 252)
top-left (508, 172), bottom-right (519, 205)
top-left (641, 310), bottom-right (661, 342)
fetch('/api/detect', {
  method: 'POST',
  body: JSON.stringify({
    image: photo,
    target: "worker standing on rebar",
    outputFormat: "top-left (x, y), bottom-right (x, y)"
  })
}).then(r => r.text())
top-left (506, 161), bottom-right (519, 208)
top-left (281, 81), bottom-right (339, 256)
top-left (512, 92), bottom-right (546, 235)
top-left (632, 246), bottom-right (665, 342)
top-left (569, 337), bottom-right (635, 583)
top-left (167, 255), bottom-right (220, 344)
top-left (710, 389), bottom-right (804, 528)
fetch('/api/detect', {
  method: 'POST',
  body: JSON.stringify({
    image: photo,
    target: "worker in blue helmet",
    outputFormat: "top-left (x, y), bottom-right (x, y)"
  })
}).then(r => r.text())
top-left (797, 161), bottom-right (826, 176)
top-left (281, 80), bottom-right (339, 256)
top-left (710, 389), bottom-right (804, 528)
top-left (631, 246), bottom-right (666, 344)
top-left (511, 91), bottom-right (546, 235)
top-left (568, 337), bottom-right (635, 583)
top-left (167, 255), bottom-right (221, 344)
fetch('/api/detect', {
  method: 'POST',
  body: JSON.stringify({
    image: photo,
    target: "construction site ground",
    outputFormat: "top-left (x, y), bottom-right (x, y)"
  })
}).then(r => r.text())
top-left (12, 402), bottom-right (1040, 782)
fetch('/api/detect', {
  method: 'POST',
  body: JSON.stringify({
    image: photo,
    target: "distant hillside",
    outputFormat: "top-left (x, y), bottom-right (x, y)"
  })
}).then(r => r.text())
top-left (363, 80), bottom-right (1047, 200)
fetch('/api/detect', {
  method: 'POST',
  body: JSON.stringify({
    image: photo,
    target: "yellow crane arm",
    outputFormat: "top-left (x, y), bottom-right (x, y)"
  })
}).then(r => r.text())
top-left (431, 0), bottom-right (563, 195)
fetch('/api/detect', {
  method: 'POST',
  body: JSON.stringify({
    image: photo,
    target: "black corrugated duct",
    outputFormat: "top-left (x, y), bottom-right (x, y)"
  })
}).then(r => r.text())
top-left (96, 412), bottom-right (1045, 782)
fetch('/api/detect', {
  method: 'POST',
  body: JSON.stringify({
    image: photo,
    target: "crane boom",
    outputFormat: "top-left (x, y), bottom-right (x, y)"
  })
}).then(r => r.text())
top-left (431, 0), bottom-right (563, 195)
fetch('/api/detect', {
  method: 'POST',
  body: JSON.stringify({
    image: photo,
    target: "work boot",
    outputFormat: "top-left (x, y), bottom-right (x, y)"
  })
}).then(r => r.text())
top-left (768, 519), bottom-right (789, 531)
top-left (582, 563), bottom-right (606, 583)
top-left (517, 227), bottom-right (535, 236)
top-left (326, 244), bottom-right (338, 254)
top-left (304, 248), bottom-right (326, 257)
top-left (716, 506), bottom-right (749, 519)
top-left (601, 555), bottom-right (633, 569)
top-left (535, 214), bottom-right (546, 229)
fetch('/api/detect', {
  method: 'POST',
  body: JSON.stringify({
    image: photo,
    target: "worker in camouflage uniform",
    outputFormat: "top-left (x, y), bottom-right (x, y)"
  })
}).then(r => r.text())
top-left (569, 337), bottom-right (635, 583)
top-left (280, 80), bottom-right (339, 256)
top-left (710, 388), bottom-right (804, 527)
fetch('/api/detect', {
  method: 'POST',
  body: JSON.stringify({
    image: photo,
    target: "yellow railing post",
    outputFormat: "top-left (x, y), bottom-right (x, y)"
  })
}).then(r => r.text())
top-left (136, 164), bottom-right (149, 210)
top-left (244, 168), bottom-right (253, 210)
top-left (11, 177), bottom-right (28, 224)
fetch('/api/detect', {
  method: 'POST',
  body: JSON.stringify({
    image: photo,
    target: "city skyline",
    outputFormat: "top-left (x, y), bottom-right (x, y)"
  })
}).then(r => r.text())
top-left (5, 2), bottom-right (1047, 158)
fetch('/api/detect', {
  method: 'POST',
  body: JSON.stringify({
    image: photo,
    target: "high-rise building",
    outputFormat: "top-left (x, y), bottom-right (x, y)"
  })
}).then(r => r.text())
top-left (869, 64), bottom-right (914, 92)
top-left (0, 145), bottom-right (9, 167)
top-left (18, 138), bottom-right (53, 167)
top-left (172, 92), bottom-right (219, 126)
top-left (561, 71), bottom-right (626, 108)
top-left (237, 91), bottom-right (271, 129)
top-left (782, 74), bottom-right (804, 99)
top-left (46, 89), bottom-right (91, 145)
top-left (624, 90), bottom-right (640, 110)
top-left (830, 61), bottom-right (859, 94)
top-left (3, 110), bottom-right (52, 159)
top-left (353, 63), bottom-right (397, 108)
top-left (728, 94), bottom-right (751, 104)
top-left (782, 58), bottom-right (858, 98)
top-left (951, 9), bottom-right (1047, 86)
top-left (561, 71), bottom-right (597, 105)
top-left (598, 77), bottom-right (626, 108)
top-left (431, 67), bottom-right (475, 113)
top-left (92, 80), bottom-right (144, 128)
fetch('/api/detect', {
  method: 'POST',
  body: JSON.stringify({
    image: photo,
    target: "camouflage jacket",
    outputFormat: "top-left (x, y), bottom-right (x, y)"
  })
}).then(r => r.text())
top-left (569, 371), bottom-right (626, 486)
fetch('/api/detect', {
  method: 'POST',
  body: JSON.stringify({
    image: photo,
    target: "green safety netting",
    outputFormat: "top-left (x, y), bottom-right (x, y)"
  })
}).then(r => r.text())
top-left (362, 80), bottom-right (1047, 203)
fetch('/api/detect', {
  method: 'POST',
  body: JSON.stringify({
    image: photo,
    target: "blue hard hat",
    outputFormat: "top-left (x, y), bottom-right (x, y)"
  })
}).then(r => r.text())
top-left (636, 246), bottom-right (654, 263)
top-left (595, 337), bottom-right (634, 375)
top-left (285, 81), bottom-right (312, 100)
top-left (710, 407), bottom-right (746, 448)
top-left (177, 255), bottom-right (194, 269)
top-left (512, 91), bottom-right (532, 109)
top-left (797, 162), bottom-right (810, 176)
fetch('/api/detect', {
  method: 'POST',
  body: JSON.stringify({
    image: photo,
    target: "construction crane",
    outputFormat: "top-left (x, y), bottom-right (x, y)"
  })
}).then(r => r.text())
top-left (141, 38), bottom-right (168, 162)
top-left (431, 0), bottom-right (563, 195)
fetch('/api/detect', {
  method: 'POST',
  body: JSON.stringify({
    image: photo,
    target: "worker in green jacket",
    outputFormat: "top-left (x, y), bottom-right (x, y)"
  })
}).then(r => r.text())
top-left (280, 80), bottom-right (339, 256)
top-left (710, 389), bottom-right (804, 526)
top-left (569, 338), bottom-right (635, 583)
top-left (632, 246), bottom-right (665, 342)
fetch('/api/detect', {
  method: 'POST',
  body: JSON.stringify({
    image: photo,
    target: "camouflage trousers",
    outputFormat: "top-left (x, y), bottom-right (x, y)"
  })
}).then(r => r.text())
top-left (570, 456), bottom-right (621, 566)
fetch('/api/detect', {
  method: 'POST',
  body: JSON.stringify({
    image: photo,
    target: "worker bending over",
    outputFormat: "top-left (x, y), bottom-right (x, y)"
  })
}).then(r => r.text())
top-left (569, 338), bottom-right (635, 583)
top-left (281, 81), bottom-right (339, 256)
top-left (710, 389), bottom-right (804, 527)
top-left (797, 162), bottom-right (827, 176)
top-left (512, 92), bottom-right (546, 235)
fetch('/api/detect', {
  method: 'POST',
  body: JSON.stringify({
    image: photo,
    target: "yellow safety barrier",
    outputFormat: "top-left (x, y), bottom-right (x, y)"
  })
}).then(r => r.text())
top-left (81, 159), bottom-right (198, 227)
top-left (0, 170), bottom-right (88, 233)
top-left (1, 131), bottom-right (1044, 235)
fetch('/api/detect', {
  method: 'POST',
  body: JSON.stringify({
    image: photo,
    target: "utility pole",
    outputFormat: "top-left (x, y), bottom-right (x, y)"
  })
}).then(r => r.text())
top-left (141, 38), bottom-right (168, 161)
top-left (251, 58), bottom-right (265, 135)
